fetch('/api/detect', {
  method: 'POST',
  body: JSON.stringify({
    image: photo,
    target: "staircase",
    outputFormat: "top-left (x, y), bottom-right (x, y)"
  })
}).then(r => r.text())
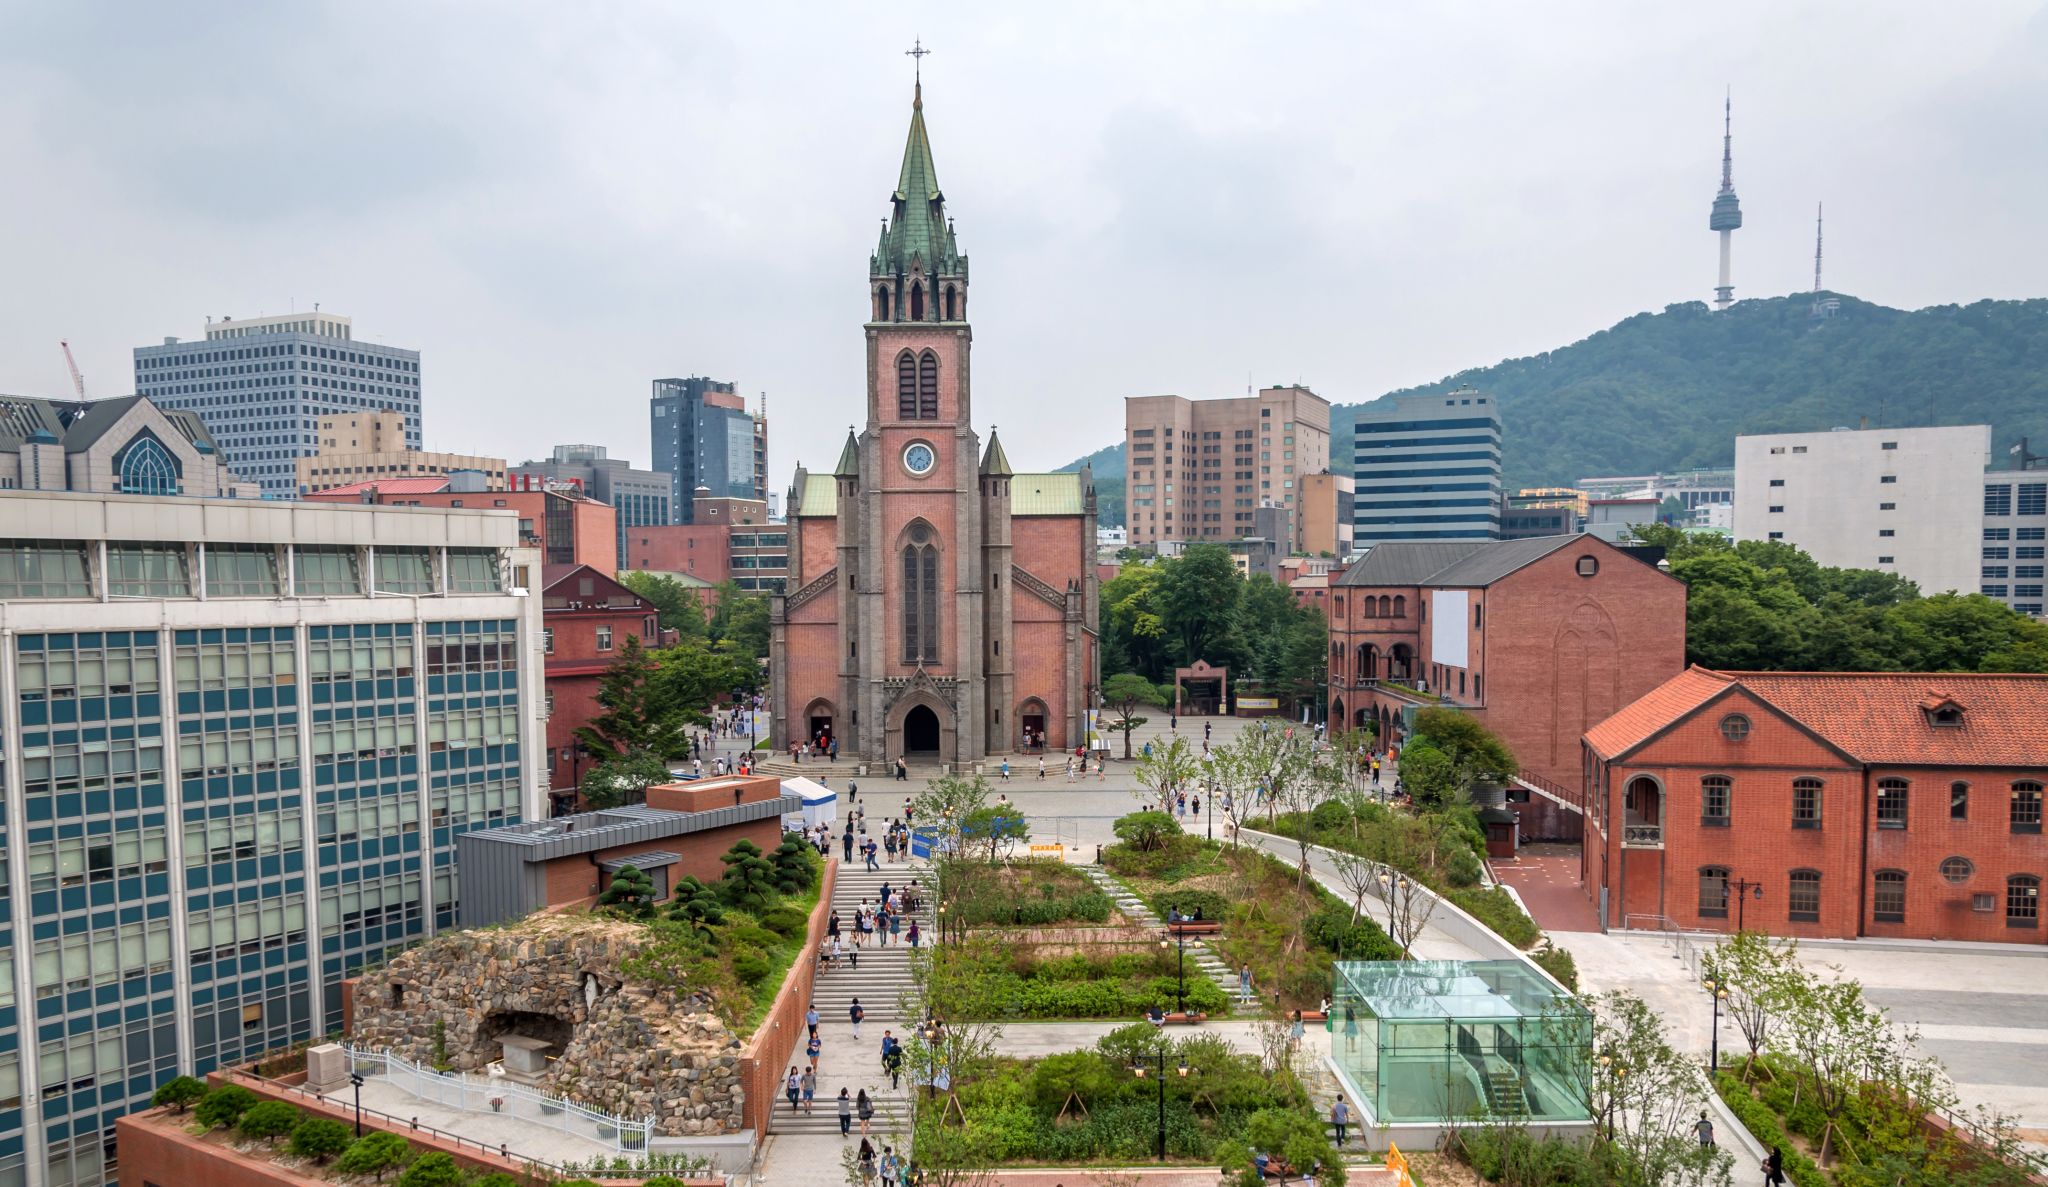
top-left (1481, 1065), bottom-right (1529, 1116)
top-left (763, 858), bottom-right (930, 1138)
top-left (1077, 865), bottom-right (1246, 1012)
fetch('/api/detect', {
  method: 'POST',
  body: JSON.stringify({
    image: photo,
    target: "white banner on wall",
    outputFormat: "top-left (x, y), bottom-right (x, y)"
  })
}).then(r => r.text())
top-left (1431, 589), bottom-right (1469, 668)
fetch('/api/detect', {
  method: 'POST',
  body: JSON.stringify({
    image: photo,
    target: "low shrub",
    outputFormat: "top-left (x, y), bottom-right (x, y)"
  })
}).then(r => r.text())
top-left (1308, 799), bottom-right (1352, 833)
top-left (732, 952), bottom-right (772, 985)
top-left (1152, 888), bottom-right (1229, 922)
top-left (957, 891), bottom-right (1112, 927)
top-left (1531, 942), bottom-right (1578, 990)
top-left (1112, 810), bottom-right (1181, 852)
top-left (1716, 1075), bottom-right (1829, 1187)
top-left (1447, 886), bottom-right (1541, 949)
top-left (193, 1084), bottom-right (259, 1130)
top-left (758, 905), bottom-right (810, 940)
top-left (236, 1100), bottom-right (301, 1145)
top-left (1304, 904), bottom-right (1401, 961)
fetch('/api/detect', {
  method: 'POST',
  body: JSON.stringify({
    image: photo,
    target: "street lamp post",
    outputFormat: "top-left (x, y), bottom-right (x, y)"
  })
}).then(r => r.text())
top-left (1702, 977), bottom-right (1730, 1073)
top-left (349, 1071), bottom-right (365, 1137)
top-left (1159, 932), bottom-right (1187, 1014)
top-left (921, 1017), bottom-right (942, 1100)
top-left (1730, 878), bottom-right (1764, 931)
top-left (1131, 1047), bottom-right (1191, 1161)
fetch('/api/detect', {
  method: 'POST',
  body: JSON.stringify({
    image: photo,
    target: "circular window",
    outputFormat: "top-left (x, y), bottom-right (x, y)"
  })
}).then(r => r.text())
top-left (902, 442), bottom-right (937, 476)
top-left (1940, 856), bottom-right (1974, 885)
top-left (910, 524), bottom-right (931, 545)
top-left (1719, 714), bottom-right (1751, 742)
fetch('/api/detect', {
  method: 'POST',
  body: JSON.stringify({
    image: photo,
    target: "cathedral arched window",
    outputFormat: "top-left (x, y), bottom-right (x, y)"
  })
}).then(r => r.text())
top-left (944, 285), bottom-right (957, 321)
top-left (901, 524), bottom-right (939, 663)
top-left (897, 351), bottom-right (919, 419)
top-left (875, 286), bottom-right (891, 321)
top-left (118, 435), bottom-right (181, 496)
top-left (909, 282), bottom-right (925, 321)
top-left (917, 350), bottom-right (939, 419)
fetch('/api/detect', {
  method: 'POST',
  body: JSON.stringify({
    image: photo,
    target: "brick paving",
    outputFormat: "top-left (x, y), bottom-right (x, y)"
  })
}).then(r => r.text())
top-left (1491, 843), bottom-right (1601, 934)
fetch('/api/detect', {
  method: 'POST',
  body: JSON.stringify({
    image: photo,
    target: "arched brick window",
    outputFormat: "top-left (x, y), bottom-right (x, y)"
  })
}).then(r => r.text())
top-left (896, 351), bottom-right (918, 419)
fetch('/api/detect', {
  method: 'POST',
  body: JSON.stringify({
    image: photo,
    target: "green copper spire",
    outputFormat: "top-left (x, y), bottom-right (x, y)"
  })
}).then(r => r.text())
top-left (873, 82), bottom-right (965, 282)
top-left (834, 427), bottom-right (861, 478)
top-left (980, 427), bottom-right (1012, 477)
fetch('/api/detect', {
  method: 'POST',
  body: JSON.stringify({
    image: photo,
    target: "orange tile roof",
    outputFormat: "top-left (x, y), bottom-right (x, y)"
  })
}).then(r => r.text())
top-left (1727, 671), bottom-right (2048, 768)
top-left (1583, 666), bottom-right (1734, 757)
top-left (1587, 667), bottom-right (2048, 767)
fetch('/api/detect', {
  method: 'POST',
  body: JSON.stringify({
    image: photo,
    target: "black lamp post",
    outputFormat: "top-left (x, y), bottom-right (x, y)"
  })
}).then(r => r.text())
top-left (349, 1071), bottom-right (365, 1136)
top-left (1159, 932), bottom-right (1187, 1014)
top-left (1730, 878), bottom-right (1764, 931)
top-left (1702, 976), bottom-right (1730, 1072)
top-left (1132, 1048), bottom-right (1191, 1161)
top-left (921, 1018), bottom-right (942, 1100)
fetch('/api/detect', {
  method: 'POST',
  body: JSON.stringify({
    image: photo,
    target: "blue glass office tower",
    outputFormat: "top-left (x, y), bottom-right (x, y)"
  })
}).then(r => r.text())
top-left (649, 377), bottom-right (762, 523)
top-left (1352, 388), bottom-right (1503, 545)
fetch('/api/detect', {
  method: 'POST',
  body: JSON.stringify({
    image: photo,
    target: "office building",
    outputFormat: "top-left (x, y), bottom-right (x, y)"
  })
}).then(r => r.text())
top-left (1124, 386), bottom-right (1332, 550)
top-left (1499, 490), bottom-right (1582, 541)
top-left (1575, 469), bottom-right (1732, 515)
top-left (649, 378), bottom-right (764, 523)
top-left (134, 312), bottom-right (421, 499)
top-left (0, 392), bottom-right (256, 498)
top-left (1733, 425), bottom-right (1989, 596)
top-left (295, 410), bottom-right (504, 496)
top-left (510, 445), bottom-right (673, 571)
top-left (1981, 468), bottom-right (2048, 617)
top-left (0, 489), bottom-right (541, 1187)
top-left (626, 494), bottom-right (790, 595)
top-left (1586, 667), bottom-right (2048, 942)
top-left (1298, 471), bottom-right (1355, 557)
top-left (1352, 388), bottom-right (1503, 545)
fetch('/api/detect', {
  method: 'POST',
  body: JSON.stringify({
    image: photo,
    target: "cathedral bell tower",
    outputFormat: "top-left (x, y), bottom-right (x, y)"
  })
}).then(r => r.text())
top-left (844, 76), bottom-right (987, 764)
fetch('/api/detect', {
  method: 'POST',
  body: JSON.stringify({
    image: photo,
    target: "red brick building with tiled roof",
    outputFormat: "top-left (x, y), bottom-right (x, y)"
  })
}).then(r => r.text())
top-left (1584, 667), bottom-right (2048, 943)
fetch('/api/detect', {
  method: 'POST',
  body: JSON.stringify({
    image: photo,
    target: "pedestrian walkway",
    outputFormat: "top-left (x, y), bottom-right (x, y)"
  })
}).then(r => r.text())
top-left (765, 856), bottom-right (929, 1138)
top-left (1490, 844), bottom-right (1601, 933)
top-left (1078, 864), bottom-right (1247, 1012)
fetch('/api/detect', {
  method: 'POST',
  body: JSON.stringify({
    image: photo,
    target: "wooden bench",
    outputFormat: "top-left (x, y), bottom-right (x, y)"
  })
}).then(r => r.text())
top-left (1147, 1011), bottom-right (1209, 1026)
top-left (1298, 1011), bottom-right (1328, 1024)
top-left (1166, 920), bottom-right (1222, 936)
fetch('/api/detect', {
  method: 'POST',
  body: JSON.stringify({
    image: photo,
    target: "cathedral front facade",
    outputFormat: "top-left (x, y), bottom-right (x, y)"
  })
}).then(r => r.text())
top-left (768, 83), bottom-right (1099, 765)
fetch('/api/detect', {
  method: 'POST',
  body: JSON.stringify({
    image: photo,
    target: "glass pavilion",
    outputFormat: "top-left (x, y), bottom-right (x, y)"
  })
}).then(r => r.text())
top-left (1331, 959), bottom-right (1592, 1124)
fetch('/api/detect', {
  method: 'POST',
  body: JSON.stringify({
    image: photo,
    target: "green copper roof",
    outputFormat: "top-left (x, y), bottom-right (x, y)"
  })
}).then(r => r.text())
top-left (834, 429), bottom-right (861, 477)
top-left (980, 429), bottom-right (1012, 477)
top-left (874, 83), bottom-right (964, 279)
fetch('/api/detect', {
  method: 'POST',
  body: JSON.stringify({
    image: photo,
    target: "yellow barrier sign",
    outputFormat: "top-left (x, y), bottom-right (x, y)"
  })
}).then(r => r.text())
top-left (1028, 843), bottom-right (1065, 856)
top-left (1385, 1140), bottom-right (1413, 1187)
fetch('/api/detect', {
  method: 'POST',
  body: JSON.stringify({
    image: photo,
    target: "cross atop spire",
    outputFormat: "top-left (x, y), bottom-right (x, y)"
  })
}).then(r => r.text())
top-left (906, 38), bottom-right (930, 98)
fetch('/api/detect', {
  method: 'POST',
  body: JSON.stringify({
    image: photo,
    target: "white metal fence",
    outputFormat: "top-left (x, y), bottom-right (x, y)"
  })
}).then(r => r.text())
top-left (344, 1044), bottom-right (654, 1153)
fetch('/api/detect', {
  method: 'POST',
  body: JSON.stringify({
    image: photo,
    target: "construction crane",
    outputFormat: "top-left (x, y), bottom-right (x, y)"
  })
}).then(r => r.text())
top-left (58, 340), bottom-right (87, 400)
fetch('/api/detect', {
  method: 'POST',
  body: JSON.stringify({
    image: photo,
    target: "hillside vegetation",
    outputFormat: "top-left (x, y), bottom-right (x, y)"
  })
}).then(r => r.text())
top-left (1063, 294), bottom-right (2048, 518)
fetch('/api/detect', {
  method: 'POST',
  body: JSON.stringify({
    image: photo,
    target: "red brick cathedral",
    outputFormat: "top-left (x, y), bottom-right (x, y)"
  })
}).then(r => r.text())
top-left (769, 82), bottom-right (1100, 765)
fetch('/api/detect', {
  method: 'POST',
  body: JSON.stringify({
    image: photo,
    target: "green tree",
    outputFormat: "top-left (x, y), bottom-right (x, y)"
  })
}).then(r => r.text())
top-left (394, 1150), bottom-right (465, 1187)
top-left (770, 837), bottom-right (817, 893)
top-left (1589, 992), bottom-right (1731, 1187)
top-left (1700, 930), bottom-right (1804, 1077)
top-left (575, 635), bottom-right (687, 760)
top-left (1131, 734), bottom-right (1200, 811)
top-left (598, 864), bottom-right (657, 914)
top-left (961, 804), bottom-right (1029, 863)
top-left (1100, 671), bottom-right (1167, 760)
top-left (288, 1116), bottom-right (353, 1163)
top-left (708, 582), bottom-right (771, 659)
top-left (1111, 810), bottom-right (1180, 852)
top-left (236, 1099), bottom-right (300, 1145)
top-left (1395, 741), bottom-right (1457, 808)
top-left (333, 1130), bottom-right (412, 1181)
top-left (911, 772), bottom-right (995, 854)
top-left (718, 839), bottom-right (778, 910)
top-left (1218, 1107), bottom-right (1345, 1186)
top-left (1410, 706), bottom-right (1517, 799)
top-left (664, 874), bottom-right (726, 936)
top-left (655, 638), bottom-right (759, 716)
top-left (150, 1074), bottom-right (206, 1114)
top-left (578, 749), bottom-right (674, 811)
top-left (1156, 543), bottom-right (1244, 669)
top-left (1100, 561), bottom-right (1168, 681)
top-left (193, 1083), bottom-right (259, 1130)
top-left (619, 570), bottom-right (709, 638)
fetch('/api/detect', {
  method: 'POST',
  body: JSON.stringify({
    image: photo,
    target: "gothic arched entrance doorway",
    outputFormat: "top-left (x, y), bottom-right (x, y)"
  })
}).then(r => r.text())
top-left (903, 705), bottom-right (942, 755)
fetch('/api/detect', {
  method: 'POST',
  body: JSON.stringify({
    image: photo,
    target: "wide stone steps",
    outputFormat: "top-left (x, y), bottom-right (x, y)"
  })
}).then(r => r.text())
top-left (765, 1098), bottom-right (917, 1136)
top-left (806, 862), bottom-right (933, 1022)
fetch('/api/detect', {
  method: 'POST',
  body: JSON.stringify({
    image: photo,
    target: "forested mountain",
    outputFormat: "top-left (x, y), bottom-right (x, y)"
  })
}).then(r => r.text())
top-left (1062, 294), bottom-right (2048, 519)
top-left (1054, 442), bottom-right (1123, 529)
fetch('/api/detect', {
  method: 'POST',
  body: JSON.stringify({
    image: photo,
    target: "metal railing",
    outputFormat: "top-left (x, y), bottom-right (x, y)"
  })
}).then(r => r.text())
top-left (344, 1044), bottom-right (654, 1153)
top-left (1516, 769), bottom-right (1584, 812)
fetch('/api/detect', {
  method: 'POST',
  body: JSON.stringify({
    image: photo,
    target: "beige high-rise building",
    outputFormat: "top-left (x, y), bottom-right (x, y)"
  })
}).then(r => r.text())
top-left (295, 410), bottom-right (507, 495)
top-left (1297, 470), bottom-right (1355, 557)
top-left (1124, 385), bottom-right (1331, 551)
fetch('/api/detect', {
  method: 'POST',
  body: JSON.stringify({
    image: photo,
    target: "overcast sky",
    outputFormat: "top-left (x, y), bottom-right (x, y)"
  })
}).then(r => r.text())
top-left (3, 2), bottom-right (2045, 485)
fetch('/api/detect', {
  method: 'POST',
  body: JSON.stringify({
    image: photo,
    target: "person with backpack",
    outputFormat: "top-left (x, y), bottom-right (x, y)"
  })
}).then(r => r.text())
top-left (850, 997), bottom-right (865, 1039)
top-left (857, 1088), bottom-right (875, 1136)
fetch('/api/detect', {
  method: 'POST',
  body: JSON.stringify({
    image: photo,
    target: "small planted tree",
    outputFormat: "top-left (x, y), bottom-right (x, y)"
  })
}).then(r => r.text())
top-left (579, 749), bottom-right (674, 811)
top-left (598, 864), bottom-right (657, 915)
top-left (1111, 810), bottom-right (1181, 853)
top-left (771, 837), bottom-right (817, 892)
top-left (1131, 733), bottom-right (1201, 812)
top-left (394, 1150), bottom-right (466, 1187)
top-left (150, 1074), bottom-right (207, 1114)
top-left (193, 1083), bottom-right (259, 1130)
top-left (237, 1099), bottom-right (301, 1146)
top-left (333, 1130), bottom-right (412, 1181)
top-left (1101, 672), bottom-right (1168, 760)
top-left (718, 839), bottom-right (779, 910)
top-left (288, 1116), bottom-right (353, 1163)
top-left (1700, 929), bottom-right (1803, 1078)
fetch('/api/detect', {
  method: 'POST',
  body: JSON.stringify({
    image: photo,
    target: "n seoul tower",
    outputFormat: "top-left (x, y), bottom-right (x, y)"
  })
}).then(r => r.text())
top-left (1709, 91), bottom-right (1744, 310)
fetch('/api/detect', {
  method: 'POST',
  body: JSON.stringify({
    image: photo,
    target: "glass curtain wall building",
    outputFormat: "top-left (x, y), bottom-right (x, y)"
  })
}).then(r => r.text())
top-left (1352, 389), bottom-right (1503, 546)
top-left (0, 491), bottom-right (542, 1187)
top-left (1331, 960), bottom-right (1590, 1125)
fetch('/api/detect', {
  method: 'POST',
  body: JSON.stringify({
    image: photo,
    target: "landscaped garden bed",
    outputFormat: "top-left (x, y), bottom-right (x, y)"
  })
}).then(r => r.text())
top-left (925, 939), bottom-right (1229, 1020)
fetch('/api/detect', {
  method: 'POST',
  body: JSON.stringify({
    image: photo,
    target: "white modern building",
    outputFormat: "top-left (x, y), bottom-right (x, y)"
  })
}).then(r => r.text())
top-left (1981, 468), bottom-right (2048, 617)
top-left (1352, 388), bottom-right (1502, 545)
top-left (1733, 424), bottom-right (1990, 595)
top-left (0, 491), bottom-right (543, 1187)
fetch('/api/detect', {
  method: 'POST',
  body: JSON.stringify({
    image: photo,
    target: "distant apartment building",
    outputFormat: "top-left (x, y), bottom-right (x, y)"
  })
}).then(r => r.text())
top-left (1576, 468), bottom-right (1733, 513)
top-left (295, 409), bottom-right (504, 496)
top-left (624, 494), bottom-right (788, 593)
top-left (1733, 425), bottom-right (1989, 596)
top-left (510, 444), bottom-right (673, 571)
top-left (1352, 387), bottom-right (1502, 545)
top-left (1499, 490), bottom-right (1582, 541)
top-left (0, 392), bottom-right (257, 498)
top-left (1298, 471), bottom-right (1355, 556)
top-left (1981, 467), bottom-right (2048, 617)
top-left (303, 478), bottom-right (618, 572)
top-left (0, 489), bottom-right (541, 1187)
top-left (134, 312), bottom-right (421, 498)
top-left (649, 377), bottom-right (766, 523)
top-left (1586, 497), bottom-right (1661, 542)
top-left (1124, 385), bottom-right (1332, 550)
